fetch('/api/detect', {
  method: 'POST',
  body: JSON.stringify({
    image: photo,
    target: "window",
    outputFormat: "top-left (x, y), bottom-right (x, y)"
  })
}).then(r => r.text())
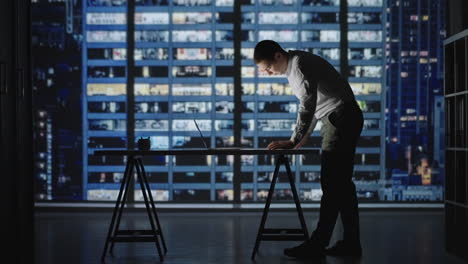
top-left (87, 31), bottom-right (126, 42)
top-left (259, 12), bottom-right (298, 24)
top-left (35, 0), bottom-right (388, 202)
top-left (348, 30), bottom-right (382, 42)
top-left (87, 13), bottom-right (126, 25)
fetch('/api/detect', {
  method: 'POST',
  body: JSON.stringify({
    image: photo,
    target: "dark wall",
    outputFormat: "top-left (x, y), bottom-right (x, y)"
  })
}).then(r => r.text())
top-left (446, 0), bottom-right (468, 37)
top-left (0, 0), bottom-right (34, 263)
top-left (444, 0), bottom-right (468, 263)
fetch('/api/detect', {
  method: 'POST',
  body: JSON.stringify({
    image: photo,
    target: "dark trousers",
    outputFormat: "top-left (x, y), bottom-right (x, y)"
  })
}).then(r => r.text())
top-left (312, 100), bottom-right (364, 247)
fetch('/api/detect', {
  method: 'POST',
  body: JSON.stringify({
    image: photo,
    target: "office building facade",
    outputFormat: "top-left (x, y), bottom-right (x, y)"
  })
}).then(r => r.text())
top-left (385, 0), bottom-right (445, 201)
top-left (32, 0), bottom-right (83, 200)
top-left (82, 0), bottom-right (386, 202)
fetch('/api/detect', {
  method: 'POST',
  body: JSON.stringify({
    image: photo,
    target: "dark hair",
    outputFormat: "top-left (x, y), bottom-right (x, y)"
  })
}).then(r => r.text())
top-left (253, 40), bottom-right (287, 64)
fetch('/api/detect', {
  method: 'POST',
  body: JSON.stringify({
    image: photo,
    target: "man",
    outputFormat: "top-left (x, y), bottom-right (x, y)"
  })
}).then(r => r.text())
top-left (254, 40), bottom-right (364, 258)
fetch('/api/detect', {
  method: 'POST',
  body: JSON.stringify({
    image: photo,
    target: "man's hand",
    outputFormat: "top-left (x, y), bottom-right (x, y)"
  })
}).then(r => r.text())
top-left (266, 140), bottom-right (295, 150)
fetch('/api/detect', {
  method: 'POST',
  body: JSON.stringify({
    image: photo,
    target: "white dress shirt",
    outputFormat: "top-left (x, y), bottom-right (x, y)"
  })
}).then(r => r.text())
top-left (285, 50), bottom-right (357, 145)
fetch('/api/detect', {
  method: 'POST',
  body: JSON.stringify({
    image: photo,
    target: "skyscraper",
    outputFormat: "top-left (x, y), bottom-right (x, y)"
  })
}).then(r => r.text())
top-left (32, 0), bottom-right (82, 200)
top-left (241, 0), bottom-right (386, 202)
top-left (81, 0), bottom-right (386, 202)
top-left (385, 0), bottom-right (445, 200)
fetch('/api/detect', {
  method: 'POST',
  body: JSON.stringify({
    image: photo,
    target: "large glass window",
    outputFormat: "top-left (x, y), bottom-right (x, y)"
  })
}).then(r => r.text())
top-left (129, 0), bottom-right (234, 202)
top-left (83, 1), bottom-right (129, 200)
top-left (36, 0), bottom-right (445, 203)
top-left (80, 0), bottom-right (386, 202)
top-left (239, 0), bottom-right (385, 202)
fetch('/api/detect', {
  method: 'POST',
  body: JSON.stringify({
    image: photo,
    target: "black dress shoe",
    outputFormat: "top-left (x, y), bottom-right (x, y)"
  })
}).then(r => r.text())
top-left (325, 240), bottom-right (362, 257)
top-left (284, 240), bottom-right (325, 259)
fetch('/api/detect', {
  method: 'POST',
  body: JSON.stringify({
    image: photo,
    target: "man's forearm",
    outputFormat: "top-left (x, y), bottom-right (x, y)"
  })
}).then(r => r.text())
top-left (290, 114), bottom-right (318, 146)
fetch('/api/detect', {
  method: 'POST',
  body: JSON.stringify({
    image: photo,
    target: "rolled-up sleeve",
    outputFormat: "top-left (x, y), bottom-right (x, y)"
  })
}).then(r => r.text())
top-left (290, 78), bottom-right (318, 145)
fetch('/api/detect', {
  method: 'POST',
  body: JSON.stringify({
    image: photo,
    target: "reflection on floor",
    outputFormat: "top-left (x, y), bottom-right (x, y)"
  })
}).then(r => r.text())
top-left (35, 210), bottom-right (466, 264)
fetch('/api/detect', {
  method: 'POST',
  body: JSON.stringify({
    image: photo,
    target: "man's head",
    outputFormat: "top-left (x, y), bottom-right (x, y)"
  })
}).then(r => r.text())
top-left (254, 40), bottom-right (289, 76)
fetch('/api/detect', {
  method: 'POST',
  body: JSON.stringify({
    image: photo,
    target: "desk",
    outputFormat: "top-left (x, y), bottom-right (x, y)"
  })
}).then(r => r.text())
top-left (95, 148), bottom-right (312, 261)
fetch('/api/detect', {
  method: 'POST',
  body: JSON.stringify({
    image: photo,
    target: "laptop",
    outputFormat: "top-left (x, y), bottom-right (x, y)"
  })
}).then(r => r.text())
top-left (193, 119), bottom-right (240, 150)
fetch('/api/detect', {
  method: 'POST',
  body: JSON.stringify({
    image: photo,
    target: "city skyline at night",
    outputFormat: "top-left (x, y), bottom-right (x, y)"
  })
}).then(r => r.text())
top-left (32, 0), bottom-right (445, 203)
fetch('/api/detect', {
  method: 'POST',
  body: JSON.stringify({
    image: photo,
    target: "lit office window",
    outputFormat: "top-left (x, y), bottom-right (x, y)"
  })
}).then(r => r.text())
top-left (242, 83), bottom-right (255, 95)
top-left (215, 48), bottom-right (234, 60)
top-left (148, 136), bottom-right (170, 149)
top-left (347, 0), bottom-right (382, 7)
top-left (259, 13), bottom-right (298, 24)
top-left (216, 190), bottom-right (234, 201)
top-left (241, 190), bottom-right (254, 201)
top-left (216, 101), bottom-right (234, 113)
top-left (348, 48), bottom-right (382, 60)
top-left (259, 31), bottom-right (298, 42)
top-left (135, 102), bottom-right (168, 113)
top-left (243, 102), bottom-right (256, 112)
top-left (172, 66), bottom-right (212, 77)
top-left (87, 84), bottom-right (126, 96)
top-left (135, 13), bottom-right (169, 24)
top-left (261, 0), bottom-right (297, 5)
top-left (172, 102), bottom-right (211, 113)
top-left (88, 102), bottom-right (126, 113)
top-left (215, 120), bottom-right (235, 131)
top-left (349, 83), bottom-right (382, 95)
top-left (300, 189), bottom-right (323, 201)
top-left (87, 31), bottom-right (126, 42)
top-left (242, 120), bottom-right (255, 131)
top-left (301, 31), bottom-right (320, 41)
top-left (349, 66), bottom-right (382, 78)
top-left (135, 31), bottom-right (169, 42)
top-left (348, 30), bottom-right (382, 42)
top-left (135, 48), bottom-right (168, 60)
top-left (173, 31), bottom-right (212, 42)
top-left (320, 30), bottom-right (341, 42)
top-left (135, 120), bottom-right (169, 131)
top-left (257, 83), bottom-right (292, 96)
top-left (173, 13), bottom-right (212, 24)
top-left (258, 120), bottom-right (296, 131)
top-left (216, 31), bottom-right (234, 41)
top-left (134, 84), bottom-right (169, 96)
top-left (242, 67), bottom-right (255, 78)
top-left (363, 119), bottom-right (380, 129)
top-left (173, 0), bottom-right (211, 6)
top-left (88, 172), bottom-right (124, 183)
top-left (174, 48), bottom-right (211, 60)
top-left (216, 0), bottom-right (234, 6)
top-left (348, 12), bottom-right (382, 24)
top-left (241, 48), bottom-right (254, 59)
top-left (87, 13), bottom-right (126, 25)
top-left (88, 190), bottom-right (120, 201)
top-left (88, 66), bottom-right (126, 78)
top-left (89, 120), bottom-right (126, 131)
top-left (135, 190), bottom-right (169, 202)
top-left (173, 120), bottom-right (211, 131)
top-left (172, 84), bottom-right (212, 96)
top-left (242, 13), bottom-right (256, 23)
top-left (216, 83), bottom-right (234, 96)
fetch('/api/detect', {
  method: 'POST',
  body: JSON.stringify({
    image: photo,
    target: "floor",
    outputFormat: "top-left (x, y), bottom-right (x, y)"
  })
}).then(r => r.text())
top-left (35, 209), bottom-right (467, 264)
